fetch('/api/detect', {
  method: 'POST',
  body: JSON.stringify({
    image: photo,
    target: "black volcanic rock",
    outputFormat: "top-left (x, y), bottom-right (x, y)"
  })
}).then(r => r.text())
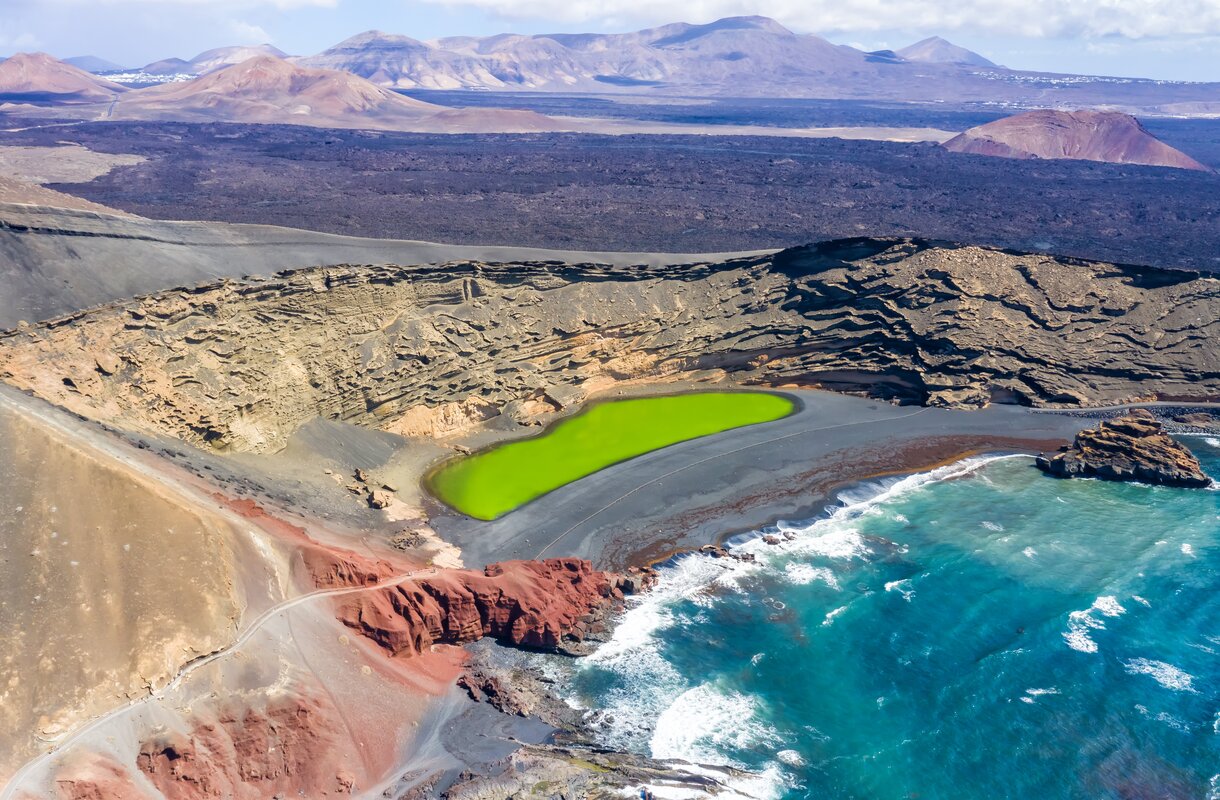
top-left (1036, 410), bottom-right (1212, 487)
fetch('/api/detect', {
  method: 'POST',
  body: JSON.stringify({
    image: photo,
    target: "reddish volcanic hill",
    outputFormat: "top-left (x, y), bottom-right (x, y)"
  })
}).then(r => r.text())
top-left (112, 54), bottom-right (559, 132)
top-left (0, 52), bottom-right (127, 103)
top-left (943, 110), bottom-right (1212, 171)
top-left (114, 55), bottom-right (439, 126)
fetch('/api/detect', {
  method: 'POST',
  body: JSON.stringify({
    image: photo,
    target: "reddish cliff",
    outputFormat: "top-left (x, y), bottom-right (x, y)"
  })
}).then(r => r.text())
top-left (338, 558), bottom-right (623, 657)
top-left (944, 110), bottom-right (1212, 172)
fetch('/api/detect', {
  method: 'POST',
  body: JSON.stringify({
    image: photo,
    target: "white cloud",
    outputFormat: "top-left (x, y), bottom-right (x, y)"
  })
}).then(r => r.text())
top-left (0, 23), bottom-right (40, 50)
top-left (417, 0), bottom-right (1220, 39)
top-left (39, 0), bottom-right (337, 7)
top-left (229, 20), bottom-right (274, 43)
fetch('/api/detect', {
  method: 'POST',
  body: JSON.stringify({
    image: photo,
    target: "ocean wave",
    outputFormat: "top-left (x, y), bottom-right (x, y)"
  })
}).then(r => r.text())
top-left (784, 563), bottom-right (839, 589)
top-left (1020, 687), bottom-right (1061, 704)
top-left (578, 452), bottom-right (1028, 790)
top-left (1124, 658), bottom-right (1196, 692)
top-left (651, 683), bottom-right (782, 764)
top-left (822, 605), bottom-right (848, 626)
top-left (1063, 596), bottom-right (1126, 653)
top-left (884, 578), bottom-right (915, 602)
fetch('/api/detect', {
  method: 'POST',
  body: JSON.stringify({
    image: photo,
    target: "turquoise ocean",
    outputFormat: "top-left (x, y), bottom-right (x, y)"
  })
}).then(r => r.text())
top-left (568, 437), bottom-right (1220, 799)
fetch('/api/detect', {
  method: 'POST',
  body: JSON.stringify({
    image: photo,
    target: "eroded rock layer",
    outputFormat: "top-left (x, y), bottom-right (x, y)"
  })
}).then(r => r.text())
top-left (1035, 409), bottom-right (1212, 487)
top-left (337, 558), bottom-right (624, 657)
top-left (1, 238), bottom-right (1217, 453)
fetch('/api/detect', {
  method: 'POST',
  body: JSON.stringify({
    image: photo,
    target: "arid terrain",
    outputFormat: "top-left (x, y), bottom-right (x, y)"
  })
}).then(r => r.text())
top-left (2, 10), bottom-right (1219, 798)
top-left (1, 121), bottom-right (1217, 271)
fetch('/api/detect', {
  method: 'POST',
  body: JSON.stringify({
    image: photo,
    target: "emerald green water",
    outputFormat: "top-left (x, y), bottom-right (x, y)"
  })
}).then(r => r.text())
top-left (428, 392), bottom-right (795, 520)
top-left (570, 440), bottom-right (1220, 799)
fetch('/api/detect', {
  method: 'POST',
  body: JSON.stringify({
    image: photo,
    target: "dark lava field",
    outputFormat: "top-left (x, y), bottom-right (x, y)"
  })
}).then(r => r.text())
top-left (10, 114), bottom-right (1220, 271)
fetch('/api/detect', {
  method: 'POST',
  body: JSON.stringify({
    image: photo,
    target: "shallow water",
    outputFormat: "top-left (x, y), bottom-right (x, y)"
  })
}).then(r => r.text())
top-left (570, 441), bottom-right (1220, 799)
top-left (429, 391), bottom-right (793, 520)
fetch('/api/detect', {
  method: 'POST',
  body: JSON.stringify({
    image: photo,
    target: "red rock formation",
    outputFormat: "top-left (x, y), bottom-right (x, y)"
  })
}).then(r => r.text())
top-left (944, 110), bottom-right (1212, 172)
top-left (52, 754), bottom-right (153, 800)
top-left (137, 694), bottom-right (357, 799)
top-left (216, 495), bottom-right (402, 589)
top-left (338, 558), bottom-right (622, 657)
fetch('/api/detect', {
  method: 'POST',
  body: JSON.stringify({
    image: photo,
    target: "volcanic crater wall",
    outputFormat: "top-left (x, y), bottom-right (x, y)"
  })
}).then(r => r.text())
top-left (0, 237), bottom-right (1217, 453)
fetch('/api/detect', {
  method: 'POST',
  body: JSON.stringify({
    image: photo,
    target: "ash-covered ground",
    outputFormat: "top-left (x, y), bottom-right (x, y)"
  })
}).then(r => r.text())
top-left (4, 111), bottom-right (1218, 272)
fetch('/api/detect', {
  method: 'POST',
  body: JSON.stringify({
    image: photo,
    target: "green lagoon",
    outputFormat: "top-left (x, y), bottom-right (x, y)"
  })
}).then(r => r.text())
top-left (429, 391), bottom-right (795, 520)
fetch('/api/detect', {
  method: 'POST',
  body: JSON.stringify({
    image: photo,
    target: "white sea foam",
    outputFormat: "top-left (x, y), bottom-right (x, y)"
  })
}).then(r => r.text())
top-left (1205, 437), bottom-right (1220, 448)
top-left (884, 579), bottom-right (915, 602)
top-left (1132, 595), bottom-right (1151, 608)
top-left (629, 762), bottom-right (788, 800)
top-left (784, 563), bottom-right (839, 589)
top-left (1064, 596), bottom-right (1125, 653)
top-left (776, 749), bottom-right (806, 767)
top-left (1124, 658), bottom-right (1196, 692)
top-left (651, 683), bottom-right (782, 764)
top-left (1022, 547), bottom-right (1037, 559)
top-left (1182, 543), bottom-right (1196, 557)
top-left (981, 520), bottom-right (1004, 532)
top-left (822, 605), bottom-right (848, 626)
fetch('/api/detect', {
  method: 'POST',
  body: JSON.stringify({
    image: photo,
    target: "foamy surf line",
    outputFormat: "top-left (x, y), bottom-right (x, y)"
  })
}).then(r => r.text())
top-left (574, 452), bottom-right (1027, 800)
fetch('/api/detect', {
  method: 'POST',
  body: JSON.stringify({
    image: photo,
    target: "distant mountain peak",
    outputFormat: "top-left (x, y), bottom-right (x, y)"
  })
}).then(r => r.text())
top-left (897, 36), bottom-right (997, 67)
top-left (649, 16), bottom-right (794, 47)
top-left (0, 52), bottom-right (127, 101)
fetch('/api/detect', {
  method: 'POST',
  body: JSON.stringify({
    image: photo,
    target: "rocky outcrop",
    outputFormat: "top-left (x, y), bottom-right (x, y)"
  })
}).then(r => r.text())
top-left (944, 110), bottom-right (1212, 172)
top-left (136, 693), bottom-right (358, 799)
top-left (1036, 410), bottom-right (1212, 487)
top-left (337, 558), bottom-right (624, 657)
top-left (1, 239), bottom-right (1217, 453)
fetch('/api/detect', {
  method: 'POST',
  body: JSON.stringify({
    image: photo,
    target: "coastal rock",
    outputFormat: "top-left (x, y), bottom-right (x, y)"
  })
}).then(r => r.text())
top-left (1173, 412), bottom-right (1220, 429)
top-left (336, 558), bottom-right (620, 657)
top-left (1036, 410), bottom-right (1212, 487)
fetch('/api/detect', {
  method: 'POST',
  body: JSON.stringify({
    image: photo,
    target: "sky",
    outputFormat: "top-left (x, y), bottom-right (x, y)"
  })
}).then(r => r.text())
top-left (1, 0), bottom-right (1218, 82)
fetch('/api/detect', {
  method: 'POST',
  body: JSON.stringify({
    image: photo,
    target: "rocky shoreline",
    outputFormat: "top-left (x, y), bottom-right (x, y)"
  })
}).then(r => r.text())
top-left (437, 561), bottom-right (757, 800)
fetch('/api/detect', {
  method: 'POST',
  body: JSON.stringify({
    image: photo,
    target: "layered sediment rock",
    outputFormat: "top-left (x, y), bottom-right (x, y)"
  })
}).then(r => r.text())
top-left (1036, 410), bottom-right (1212, 487)
top-left (1, 238), bottom-right (1217, 453)
top-left (338, 558), bottom-right (624, 657)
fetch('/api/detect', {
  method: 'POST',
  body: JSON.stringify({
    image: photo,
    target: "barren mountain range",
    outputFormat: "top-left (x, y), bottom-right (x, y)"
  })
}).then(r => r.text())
top-left (0, 53), bottom-right (559, 132)
top-left (295, 15), bottom-right (1220, 112)
top-left (107, 55), bottom-right (558, 132)
top-left (19, 16), bottom-right (1220, 114)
